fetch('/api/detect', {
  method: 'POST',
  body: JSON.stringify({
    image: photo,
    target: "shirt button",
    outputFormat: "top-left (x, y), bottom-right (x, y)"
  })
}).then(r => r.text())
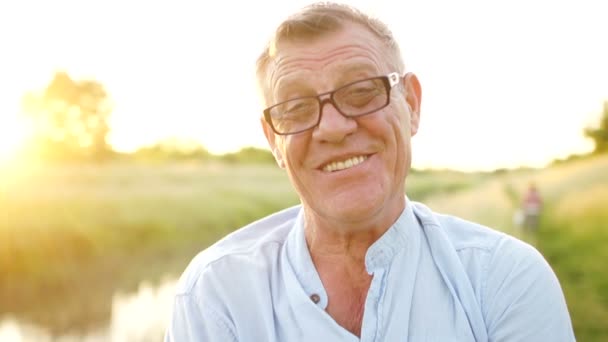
top-left (310, 294), bottom-right (320, 304)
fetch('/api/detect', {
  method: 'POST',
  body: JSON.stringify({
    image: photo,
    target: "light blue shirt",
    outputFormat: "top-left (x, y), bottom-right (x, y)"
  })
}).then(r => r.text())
top-left (165, 201), bottom-right (575, 341)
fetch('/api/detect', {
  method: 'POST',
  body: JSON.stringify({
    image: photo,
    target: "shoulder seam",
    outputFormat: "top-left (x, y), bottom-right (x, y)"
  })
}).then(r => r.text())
top-left (455, 245), bottom-right (494, 252)
top-left (480, 234), bottom-right (508, 315)
top-left (180, 239), bottom-right (285, 295)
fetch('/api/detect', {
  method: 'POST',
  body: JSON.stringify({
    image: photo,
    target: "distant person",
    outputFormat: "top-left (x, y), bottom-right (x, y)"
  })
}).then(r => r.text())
top-left (523, 183), bottom-right (543, 231)
top-left (165, 3), bottom-right (575, 341)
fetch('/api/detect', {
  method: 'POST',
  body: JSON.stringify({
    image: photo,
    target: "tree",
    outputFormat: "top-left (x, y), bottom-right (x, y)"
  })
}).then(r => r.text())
top-left (584, 101), bottom-right (608, 154)
top-left (22, 71), bottom-right (113, 160)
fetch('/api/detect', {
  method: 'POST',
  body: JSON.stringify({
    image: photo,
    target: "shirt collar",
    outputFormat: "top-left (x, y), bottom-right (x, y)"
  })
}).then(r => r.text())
top-left (364, 199), bottom-right (416, 272)
top-left (285, 197), bottom-right (418, 301)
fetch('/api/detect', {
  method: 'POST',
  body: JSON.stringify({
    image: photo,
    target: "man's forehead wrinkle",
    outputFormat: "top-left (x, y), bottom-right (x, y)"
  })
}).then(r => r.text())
top-left (275, 43), bottom-right (378, 67)
top-left (271, 61), bottom-right (314, 97)
top-left (334, 63), bottom-right (378, 77)
top-left (270, 45), bottom-right (382, 84)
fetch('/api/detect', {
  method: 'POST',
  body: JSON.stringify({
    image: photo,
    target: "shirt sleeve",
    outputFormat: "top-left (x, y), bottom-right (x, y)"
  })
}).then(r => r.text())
top-left (482, 237), bottom-right (576, 341)
top-left (164, 293), bottom-right (237, 342)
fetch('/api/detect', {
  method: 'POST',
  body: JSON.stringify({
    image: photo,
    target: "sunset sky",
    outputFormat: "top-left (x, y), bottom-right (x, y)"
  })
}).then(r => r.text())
top-left (0, 0), bottom-right (607, 171)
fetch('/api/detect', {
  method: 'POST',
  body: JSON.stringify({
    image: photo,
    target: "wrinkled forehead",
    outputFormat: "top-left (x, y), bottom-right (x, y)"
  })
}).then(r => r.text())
top-left (262, 25), bottom-right (391, 103)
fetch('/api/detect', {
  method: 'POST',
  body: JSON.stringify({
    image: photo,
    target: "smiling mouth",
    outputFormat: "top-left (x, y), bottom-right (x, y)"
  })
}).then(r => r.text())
top-left (322, 155), bottom-right (369, 172)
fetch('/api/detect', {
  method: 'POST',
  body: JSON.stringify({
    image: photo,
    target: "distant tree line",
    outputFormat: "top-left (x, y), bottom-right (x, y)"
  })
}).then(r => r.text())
top-left (549, 101), bottom-right (608, 166)
top-left (131, 139), bottom-right (274, 164)
top-left (20, 71), bottom-right (275, 164)
top-left (132, 138), bottom-right (211, 161)
top-left (584, 101), bottom-right (608, 154)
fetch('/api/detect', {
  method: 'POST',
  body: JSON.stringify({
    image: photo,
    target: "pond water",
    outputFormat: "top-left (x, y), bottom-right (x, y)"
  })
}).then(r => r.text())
top-left (0, 278), bottom-right (177, 342)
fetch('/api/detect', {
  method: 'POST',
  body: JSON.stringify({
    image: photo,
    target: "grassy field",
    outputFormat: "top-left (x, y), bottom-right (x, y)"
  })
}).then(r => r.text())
top-left (0, 161), bottom-right (301, 334)
top-left (1, 156), bottom-right (607, 339)
top-left (534, 158), bottom-right (608, 341)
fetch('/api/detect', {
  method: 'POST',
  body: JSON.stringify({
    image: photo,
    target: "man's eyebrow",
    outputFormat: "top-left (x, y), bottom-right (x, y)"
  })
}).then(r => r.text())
top-left (275, 76), bottom-right (302, 91)
top-left (335, 64), bottom-right (378, 84)
top-left (273, 77), bottom-right (314, 102)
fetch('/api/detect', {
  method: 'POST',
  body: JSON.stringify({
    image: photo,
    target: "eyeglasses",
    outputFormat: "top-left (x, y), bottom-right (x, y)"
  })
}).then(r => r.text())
top-left (263, 72), bottom-right (401, 135)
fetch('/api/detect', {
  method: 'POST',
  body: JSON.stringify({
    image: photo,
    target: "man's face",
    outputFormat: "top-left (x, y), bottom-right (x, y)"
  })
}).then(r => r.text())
top-left (262, 23), bottom-right (421, 227)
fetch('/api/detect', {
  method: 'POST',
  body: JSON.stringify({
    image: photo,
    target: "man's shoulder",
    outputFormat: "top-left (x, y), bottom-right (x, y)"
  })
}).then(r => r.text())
top-left (174, 205), bottom-right (301, 294)
top-left (411, 201), bottom-right (549, 298)
top-left (411, 201), bottom-right (536, 259)
top-left (412, 201), bottom-right (505, 252)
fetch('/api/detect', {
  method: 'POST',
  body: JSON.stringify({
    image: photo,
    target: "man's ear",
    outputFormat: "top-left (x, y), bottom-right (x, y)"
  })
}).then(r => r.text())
top-left (403, 72), bottom-right (422, 136)
top-left (261, 117), bottom-right (285, 168)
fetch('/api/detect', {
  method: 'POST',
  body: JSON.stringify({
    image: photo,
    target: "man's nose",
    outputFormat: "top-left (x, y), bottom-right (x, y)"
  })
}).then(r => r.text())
top-left (312, 99), bottom-right (357, 143)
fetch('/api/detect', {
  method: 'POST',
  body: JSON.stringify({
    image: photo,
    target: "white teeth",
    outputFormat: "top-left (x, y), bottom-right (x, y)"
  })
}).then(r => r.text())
top-left (323, 155), bottom-right (368, 172)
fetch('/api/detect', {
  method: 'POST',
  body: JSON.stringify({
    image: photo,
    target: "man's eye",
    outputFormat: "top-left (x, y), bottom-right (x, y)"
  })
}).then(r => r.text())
top-left (349, 86), bottom-right (379, 96)
top-left (343, 87), bottom-right (379, 105)
top-left (285, 102), bottom-right (315, 115)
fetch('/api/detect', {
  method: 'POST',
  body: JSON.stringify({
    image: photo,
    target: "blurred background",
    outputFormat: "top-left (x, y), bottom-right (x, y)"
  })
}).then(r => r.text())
top-left (1, 0), bottom-right (607, 341)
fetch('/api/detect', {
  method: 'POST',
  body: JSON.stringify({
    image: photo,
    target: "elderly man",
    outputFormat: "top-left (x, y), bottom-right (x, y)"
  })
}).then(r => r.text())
top-left (166, 3), bottom-right (574, 341)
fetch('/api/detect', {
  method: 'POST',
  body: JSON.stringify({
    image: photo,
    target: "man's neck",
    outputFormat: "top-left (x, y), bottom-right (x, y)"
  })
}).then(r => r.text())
top-left (302, 199), bottom-right (406, 337)
top-left (303, 197), bottom-right (405, 261)
top-left (307, 234), bottom-right (373, 338)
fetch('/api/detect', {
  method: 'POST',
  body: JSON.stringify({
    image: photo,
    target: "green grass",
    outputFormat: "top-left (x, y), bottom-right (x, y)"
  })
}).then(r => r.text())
top-left (540, 218), bottom-right (608, 341)
top-left (1, 161), bottom-right (299, 334)
top-left (537, 185), bottom-right (608, 341)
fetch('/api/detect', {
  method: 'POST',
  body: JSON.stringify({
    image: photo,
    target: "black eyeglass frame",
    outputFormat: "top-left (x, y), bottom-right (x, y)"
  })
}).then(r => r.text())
top-left (263, 72), bottom-right (402, 135)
